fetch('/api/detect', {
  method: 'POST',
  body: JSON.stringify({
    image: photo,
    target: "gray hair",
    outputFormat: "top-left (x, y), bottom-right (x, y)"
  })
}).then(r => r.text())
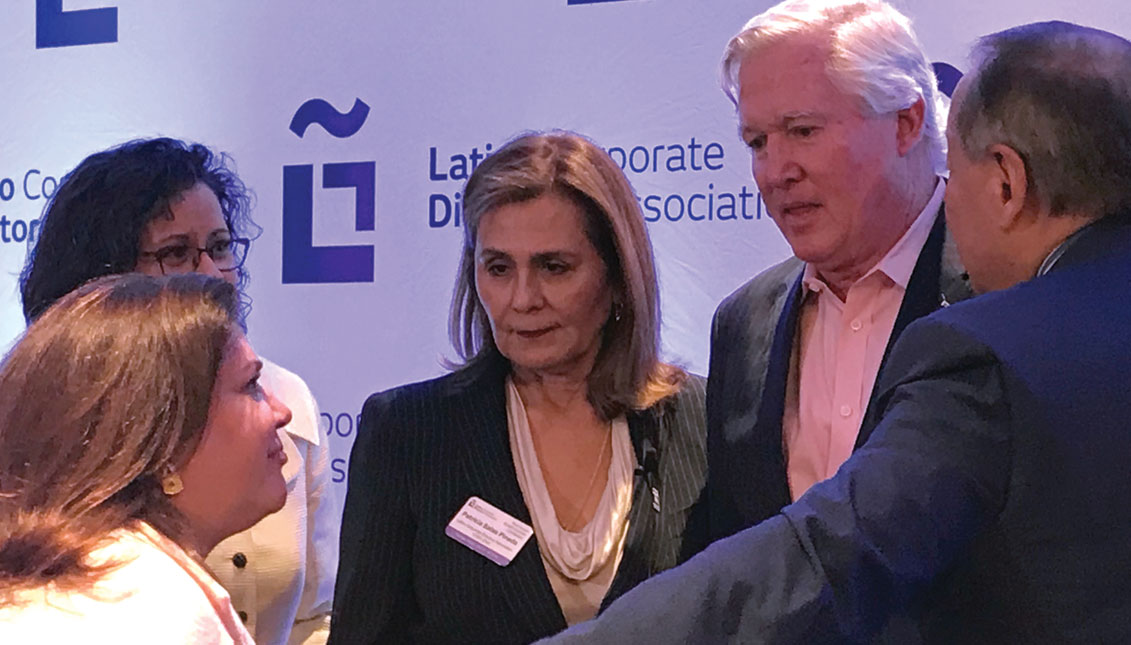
top-left (954, 21), bottom-right (1131, 218)
top-left (721, 0), bottom-right (945, 172)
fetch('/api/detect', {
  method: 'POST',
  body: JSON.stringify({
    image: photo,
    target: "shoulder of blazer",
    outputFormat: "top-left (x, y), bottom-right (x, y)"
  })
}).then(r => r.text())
top-left (658, 373), bottom-right (707, 420)
top-left (714, 256), bottom-right (804, 332)
top-left (630, 373), bottom-right (708, 528)
top-left (673, 372), bottom-right (708, 407)
top-left (359, 355), bottom-right (508, 434)
top-left (627, 373), bottom-right (708, 479)
top-left (628, 372), bottom-right (707, 424)
top-left (653, 373), bottom-right (708, 469)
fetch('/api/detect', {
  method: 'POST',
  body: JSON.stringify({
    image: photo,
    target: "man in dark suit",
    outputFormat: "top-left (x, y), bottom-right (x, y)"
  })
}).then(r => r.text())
top-left (704, 0), bottom-right (970, 549)
top-left (541, 20), bottom-right (1131, 643)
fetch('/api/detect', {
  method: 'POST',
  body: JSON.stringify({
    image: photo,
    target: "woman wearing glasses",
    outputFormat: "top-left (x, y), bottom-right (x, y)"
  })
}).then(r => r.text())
top-left (19, 138), bottom-right (339, 645)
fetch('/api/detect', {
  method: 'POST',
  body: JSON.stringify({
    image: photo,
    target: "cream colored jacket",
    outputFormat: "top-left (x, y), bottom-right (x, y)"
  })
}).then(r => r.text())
top-left (0, 523), bottom-right (253, 644)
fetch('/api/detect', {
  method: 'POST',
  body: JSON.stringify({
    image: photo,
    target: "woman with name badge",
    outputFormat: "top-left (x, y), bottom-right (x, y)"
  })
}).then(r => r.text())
top-left (18, 138), bottom-right (339, 645)
top-left (0, 274), bottom-right (290, 644)
top-left (331, 131), bottom-right (707, 644)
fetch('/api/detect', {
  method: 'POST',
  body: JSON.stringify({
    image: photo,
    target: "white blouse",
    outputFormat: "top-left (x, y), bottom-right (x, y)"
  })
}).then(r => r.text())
top-left (505, 378), bottom-right (636, 625)
top-left (205, 358), bottom-right (340, 645)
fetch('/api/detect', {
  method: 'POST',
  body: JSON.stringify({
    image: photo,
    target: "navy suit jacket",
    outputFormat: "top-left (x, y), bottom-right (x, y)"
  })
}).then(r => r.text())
top-left (703, 206), bottom-right (972, 545)
top-left (329, 355), bottom-right (707, 644)
top-left (540, 215), bottom-right (1131, 643)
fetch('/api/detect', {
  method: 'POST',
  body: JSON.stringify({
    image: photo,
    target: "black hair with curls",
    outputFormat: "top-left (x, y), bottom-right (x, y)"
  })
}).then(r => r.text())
top-left (19, 137), bottom-right (259, 322)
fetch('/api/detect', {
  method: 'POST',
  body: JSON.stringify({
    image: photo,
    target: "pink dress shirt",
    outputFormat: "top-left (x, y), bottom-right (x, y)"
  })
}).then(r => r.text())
top-left (784, 180), bottom-right (944, 500)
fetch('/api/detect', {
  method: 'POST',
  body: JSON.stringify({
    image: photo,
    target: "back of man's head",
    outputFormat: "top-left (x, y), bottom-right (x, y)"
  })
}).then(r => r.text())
top-left (954, 21), bottom-right (1131, 219)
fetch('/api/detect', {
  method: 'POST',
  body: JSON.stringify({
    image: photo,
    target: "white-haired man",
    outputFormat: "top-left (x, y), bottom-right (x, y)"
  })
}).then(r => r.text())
top-left (543, 20), bottom-right (1131, 643)
top-left (700, 0), bottom-right (967, 565)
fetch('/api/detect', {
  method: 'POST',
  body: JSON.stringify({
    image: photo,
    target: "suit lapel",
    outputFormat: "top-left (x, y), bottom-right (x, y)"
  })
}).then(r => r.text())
top-left (602, 408), bottom-right (662, 607)
top-left (746, 273), bottom-right (805, 518)
top-left (939, 209), bottom-right (974, 307)
top-left (857, 205), bottom-right (971, 447)
top-left (452, 358), bottom-right (567, 635)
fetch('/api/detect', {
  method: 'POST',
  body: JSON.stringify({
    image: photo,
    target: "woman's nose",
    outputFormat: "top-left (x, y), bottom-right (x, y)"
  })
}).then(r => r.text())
top-left (268, 389), bottom-right (293, 429)
top-left (510, 269), bottom-right (544, 311)
top-left (195, 251), bottom-right (226, 279)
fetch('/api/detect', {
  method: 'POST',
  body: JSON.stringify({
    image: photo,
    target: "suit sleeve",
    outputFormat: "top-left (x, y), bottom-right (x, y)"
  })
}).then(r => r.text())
top-left (329, 392), bottom-right (419, 644)
top-left (704, 298), bottom-right (743, 546)
top-left (537, 319), bottom-right (1013, 644)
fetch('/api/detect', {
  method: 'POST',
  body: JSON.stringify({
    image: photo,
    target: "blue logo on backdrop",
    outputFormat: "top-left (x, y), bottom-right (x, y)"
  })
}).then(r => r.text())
top-left (567, 0), bottom-right (632, 4)
top-left (932, 62), bottom-right (963, 98)
top-left (282, 98), bottom-right (376, 284)
top-left (290, 99), bottom-right (370, 139)
top-left (36, 0), bottom-right (117, 49)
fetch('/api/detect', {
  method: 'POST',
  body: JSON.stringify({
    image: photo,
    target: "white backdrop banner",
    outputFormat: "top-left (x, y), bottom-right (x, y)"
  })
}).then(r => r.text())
top-left (2, 0), bottom-right (1128, 486)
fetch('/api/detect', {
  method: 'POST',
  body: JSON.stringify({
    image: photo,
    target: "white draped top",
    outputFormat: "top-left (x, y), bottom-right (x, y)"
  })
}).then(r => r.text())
top-left (505, 378), bottom-right (636, 625)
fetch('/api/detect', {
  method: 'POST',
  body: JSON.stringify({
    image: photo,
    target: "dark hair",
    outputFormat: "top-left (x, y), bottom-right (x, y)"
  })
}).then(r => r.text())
top-left (19, 137), bottom-right (258, 322)
top-left (0, 273), bottom-right (239, 604)
top-left (450, 131), bottom-right (685, 420)
top-left (955, 21), bottom-right (1131, 217)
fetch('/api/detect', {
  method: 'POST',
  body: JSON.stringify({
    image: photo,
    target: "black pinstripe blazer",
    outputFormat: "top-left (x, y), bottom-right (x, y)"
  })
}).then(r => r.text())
top-left (329, 355), bottom-right (707, 645)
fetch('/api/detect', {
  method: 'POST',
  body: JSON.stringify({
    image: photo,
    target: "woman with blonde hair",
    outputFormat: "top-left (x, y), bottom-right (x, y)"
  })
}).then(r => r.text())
top-left (331, 131), bottom-right (707, 644)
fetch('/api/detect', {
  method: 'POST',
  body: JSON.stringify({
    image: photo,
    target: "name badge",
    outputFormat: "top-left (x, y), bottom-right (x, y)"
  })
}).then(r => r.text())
top-left (445, 496), bottom-right (534, 566)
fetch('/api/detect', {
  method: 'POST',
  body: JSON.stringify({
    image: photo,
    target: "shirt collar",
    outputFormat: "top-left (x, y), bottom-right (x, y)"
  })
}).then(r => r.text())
top-left (1036, 224), bottom-right (1091, 276)
top-left (803, 177), bottom-right (945, 293)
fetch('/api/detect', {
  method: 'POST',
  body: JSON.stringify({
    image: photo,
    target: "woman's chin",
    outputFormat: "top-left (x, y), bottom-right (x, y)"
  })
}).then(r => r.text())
top-left (503, 348), bottom-right (588, 376)
top-left (246, 472), bottom-right (288, 522)
top-left (264, 473), bottom-right (289, 515)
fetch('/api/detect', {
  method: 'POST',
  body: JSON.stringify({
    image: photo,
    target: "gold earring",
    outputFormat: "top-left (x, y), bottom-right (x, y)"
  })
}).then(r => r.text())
top-left (161, 473), bottom-right (184, 496)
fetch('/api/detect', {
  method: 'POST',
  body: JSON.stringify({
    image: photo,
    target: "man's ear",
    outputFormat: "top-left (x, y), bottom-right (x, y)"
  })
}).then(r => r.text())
top-left (895, 96), bottom-right (926, 155)
top-left (987, 143), bottom-right (1031, 229)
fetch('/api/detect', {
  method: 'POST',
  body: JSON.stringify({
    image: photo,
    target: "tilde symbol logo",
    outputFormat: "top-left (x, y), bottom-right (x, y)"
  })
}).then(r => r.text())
top-left (282, 98), bottom-right (376, 284)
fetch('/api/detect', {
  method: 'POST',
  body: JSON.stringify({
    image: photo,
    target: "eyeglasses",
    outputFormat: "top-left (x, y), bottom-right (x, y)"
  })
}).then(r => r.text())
top-left (139, 238), bottom-right (250, 275)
